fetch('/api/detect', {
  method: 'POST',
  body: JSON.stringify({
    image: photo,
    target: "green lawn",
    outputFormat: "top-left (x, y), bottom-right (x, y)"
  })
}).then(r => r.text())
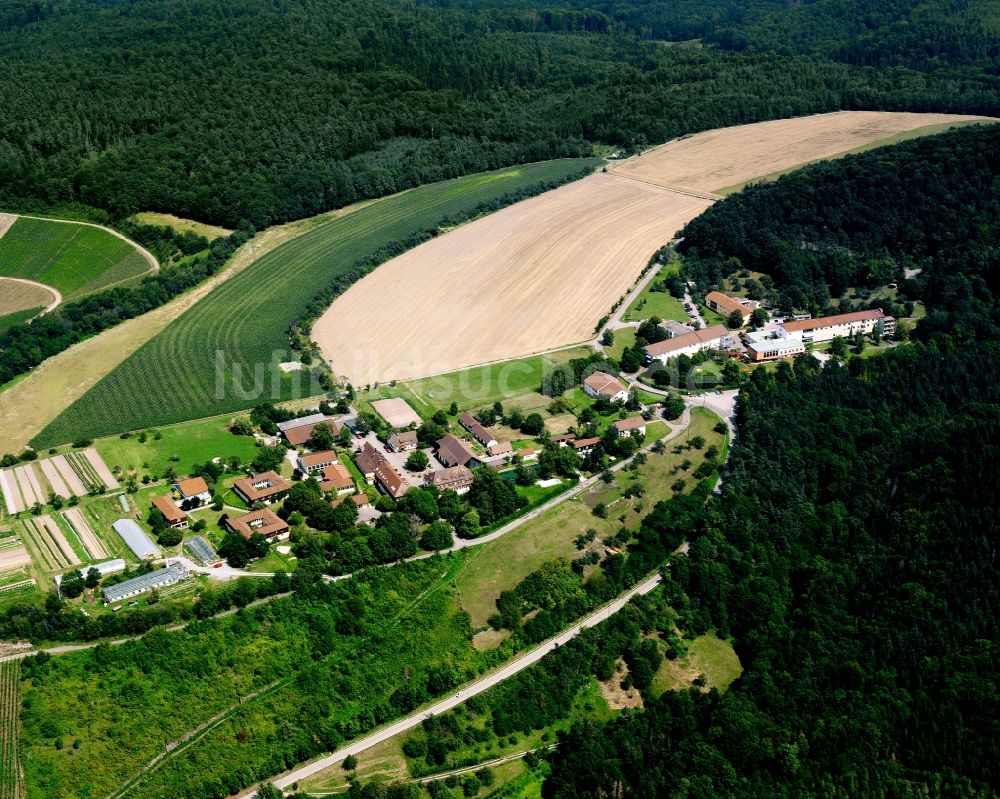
top-left (621, 259), bottom-right (688, 323)
top-left (360, 346), bottom-right (595, 421)
top-left (0, 217), bottom-right (151, 299)
top-left (36, 160), bottom-right (597, 448)
top-left (85, 414), bottom-right (261, 481)
top-left (602, 328), bottom-right (636, 362)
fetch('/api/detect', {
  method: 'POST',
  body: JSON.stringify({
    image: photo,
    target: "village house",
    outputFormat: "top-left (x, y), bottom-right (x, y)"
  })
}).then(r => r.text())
top-left (226, 507), bottom-right (290, 541)
top-left (459, 412), bottom-right (498, 448)
top-left (572, 436), bottom-right (601, 455)
top-left (387, 430), bottom-right (419, 453)
top-left (152, 496), bottom-right (188, 530)
top-left (487, 441), bottom-right (513, 458)
top-left (232, 471), bottom-right (292, 505)
top-left (425, 465), bottom-right (475, 494)
top-left (435, 434), bottom-right (477, 468)
top-left (318, 462), bottom-right (355, 494)
top-left (355, 441), bottom-right (409, 499)
top-left (297, 450), bottom-right (339, 474)
top-left (278, 414), bottom-right (340, 447)
top-left (582, 371), bottom-right (630, 403)
top-left (644, 324), bottom-right (732, 365)
top-left (331, 493), bottom-right (372, 510)
top-left (174, 476), bottom-right (212, 507)
top-left (612, 417), bottom-right (647, 438)
top-left (705, 291), bottom-right (758, 325)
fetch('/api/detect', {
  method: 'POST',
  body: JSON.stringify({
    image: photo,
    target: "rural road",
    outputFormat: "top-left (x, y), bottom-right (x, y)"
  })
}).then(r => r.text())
top-left (0, 276), bottom-right (62, 315)
top-left (244, 571), bottom-right (664, 796)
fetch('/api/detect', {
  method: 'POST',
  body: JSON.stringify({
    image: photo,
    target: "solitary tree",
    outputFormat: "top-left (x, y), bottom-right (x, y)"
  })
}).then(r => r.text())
top-left (726, 310), bottom-right (745, 329)
top-left (405, 450), bottom-right (430, 471)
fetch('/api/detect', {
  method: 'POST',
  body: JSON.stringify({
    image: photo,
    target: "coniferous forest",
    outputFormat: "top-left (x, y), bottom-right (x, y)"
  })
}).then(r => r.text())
top-left (1, 0), bottom-right (999, 227)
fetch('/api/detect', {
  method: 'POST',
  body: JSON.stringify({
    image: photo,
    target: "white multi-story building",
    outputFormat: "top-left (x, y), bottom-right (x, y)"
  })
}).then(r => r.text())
top-left (644, 324), bottom-right (732, 364)
top-left (781, 309), bottom-right (894, 344)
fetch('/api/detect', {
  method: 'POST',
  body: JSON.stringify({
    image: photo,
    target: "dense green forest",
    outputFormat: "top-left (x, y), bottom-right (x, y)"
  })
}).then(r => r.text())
top-left (1, 0), bottom-right (998, 227)
top-left (541, 125), bottom-right (1000, 797)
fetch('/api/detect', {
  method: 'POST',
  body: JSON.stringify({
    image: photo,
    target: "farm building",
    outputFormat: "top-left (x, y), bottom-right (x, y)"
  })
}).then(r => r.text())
top-left (298, 450), bottom-right (339, 474)
top-left (111, 519), bottom-right (160, 560)
top-left (705, 291), bottom-right (758, 324)
top-left (436, 434), bottom-right (477, 468)
top-left (318, 462), bottom-right (355, 494)
top-left (425, 465), bottom-right (475, 494)
top-left (232, 471), bottom-right (292, 505)
top-left (185, 536), bottom-right (219, 565)
top-left (54, 559), bottom-right (125, 592)
top-left (102, 562), bottom-right (189, 605)
top-left (279, 414), bottom-right (340, 447)
top-left (387, 430), bottom-right (419, 452)
top-left (780, 309), bottom-right (895, 343)
top-left (371, 398), bottom-right (422, 429)
top-left (152, 496), bottom-right (188, 529)
top-left (583, 371), bottom-right (630, 403)
top-left (459, 412), bottom-right (498, 448)
top-left (612, 417), bottom-right (647, 438)
top-left (174, 476), bottom-right (212, 506)
top-left (226, 508), bottom-right (290, 541)
top-left (644, 324), bottom-right (732, 364)
top-left (355, 442), bottom-right (409, 499)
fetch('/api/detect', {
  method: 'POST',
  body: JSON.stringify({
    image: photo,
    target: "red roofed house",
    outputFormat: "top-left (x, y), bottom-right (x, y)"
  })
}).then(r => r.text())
top-left (425, 465), bottom-right (475, 494)
top-left (572, 437), bottom-right (601, 455)
top-left (459, 412), bottom-right (498, 448)
top-left (233, 471), bottom-right (292, 505)
top-left (705, 291), bottom-right (757, 325)
top-left (174, 476), bottom-right (212, 506)
top-left (355, 442), bottom-right (409, 500)
top-left (388, 430), bottom-right (419, 453)
top-left (226, 508), bottom-right (290, 541)
top-left (278, 414), bottom-right (340, 447)
top-left (297, 450), bottom-right (339, 474)
top-left (331, 493), bottom-right (372, 510)
top-left (582, 371), bottom-right (630, 403)
top-left (612, 417), bottom-right (647, 438)
top-left (319, 462), bottom-right (355, 495)
top-left (152, 496), bottom-right (188, 529)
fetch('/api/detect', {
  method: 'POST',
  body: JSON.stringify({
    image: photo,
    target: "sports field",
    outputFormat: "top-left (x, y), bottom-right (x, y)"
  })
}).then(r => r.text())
top-left (608, 111), bottom-right (996, 195)
top-left (0, 216), bottom-right (155, 299)
top-left (31, 160), bottom-right (595, 447)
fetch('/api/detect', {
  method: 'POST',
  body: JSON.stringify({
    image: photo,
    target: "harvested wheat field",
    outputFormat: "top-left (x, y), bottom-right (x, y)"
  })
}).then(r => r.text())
top-left (0, 277), bottom-right (58, 317)
top-left (609, 111), bottom-right (996, 195)
top-left (315, 173), bottom-right (711, 384)
top-left (317, 111), bottom-right (996, 385)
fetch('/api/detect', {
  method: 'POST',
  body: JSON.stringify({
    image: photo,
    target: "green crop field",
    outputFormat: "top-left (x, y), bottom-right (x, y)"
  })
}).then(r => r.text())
top-left (35, 160), bottom-right (596, 448)
top-left (0, 217), bottom-right (152, 299)
top-left (0, 660), bottom-right (22, 799)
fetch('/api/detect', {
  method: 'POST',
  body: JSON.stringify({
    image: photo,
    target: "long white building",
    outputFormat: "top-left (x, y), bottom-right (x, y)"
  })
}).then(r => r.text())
top-left (644, 324), bottom-right (733, 364)
top-left (781, 309), bottom-right (895, 344)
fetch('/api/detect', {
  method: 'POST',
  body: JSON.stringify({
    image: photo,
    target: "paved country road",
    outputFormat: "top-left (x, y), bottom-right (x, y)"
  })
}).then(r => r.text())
top-left (240, 571), bottom-right (663, 797)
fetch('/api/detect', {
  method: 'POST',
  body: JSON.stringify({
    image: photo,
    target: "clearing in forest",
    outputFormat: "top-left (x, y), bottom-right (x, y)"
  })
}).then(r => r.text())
top-left (317, 112), bottom-right (994, 386)
top-left (0, 216), bottom-right (155, 299)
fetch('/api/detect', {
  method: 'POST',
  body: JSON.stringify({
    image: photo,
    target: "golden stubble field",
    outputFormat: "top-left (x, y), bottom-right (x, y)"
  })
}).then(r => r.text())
top-left (316, 111), bottom-right (995, 386)
top-left (314, 173), bottom-right (712, 385)
top-left (0, 278), bottom-right (58, 316)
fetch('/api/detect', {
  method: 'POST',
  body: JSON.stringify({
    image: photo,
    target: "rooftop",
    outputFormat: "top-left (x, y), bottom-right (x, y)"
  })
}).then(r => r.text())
top-left (233, 470), bottom-right (292, 503)
top-left (782, 309), bottom-right (884, 332)
top-left (175, 476), bottom-right (209, 498)
top-left (103, 563), bottom-right (188, 604)
top-left (613, 417), bottom-right (647, 432)
top-left (459, 412), bottom-right (495, 444)
top-left (436, 434), bottom-right (475, 467)
top-left (319, 462), bottom-right (354, 492)
top-left (584, 370), bottom-right (628, 397)
top-left (299, 450), bottom-right (339, 469)
top-left (706, 291), bottom-right (754, 315)
top-left (426, 465), bottom-right (474, 488)
top-left (111, 518), bottom-right (160, 560)
top-left (284, 417), bottom-right (339, 447)
top-left (644, 324), bottom-right (730, 358)
top-left (277, 413), bottom-right (328, 432)
top-left (226, 507), bottom-right (290, 539)
top-left (152, 495), bottom-right (187, 524)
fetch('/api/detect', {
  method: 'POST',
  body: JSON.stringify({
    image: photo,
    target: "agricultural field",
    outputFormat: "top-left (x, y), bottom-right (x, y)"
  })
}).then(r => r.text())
top-left (0, 216), bottom-right (154, 299)
top-left (456, 407), bottom-right (725, 629)
top-left (0, 278), bottom-right (57, 320)
top-left (315, 172), bottom-right (711, 385)
top-left (0, 660), bottom-right (24, 799)
top-left (609, 111), bottom-right (997, 195)
top-left (1, 449), bottom-right (119, 514)
top-left (33, 160), bottom-right (595, 448)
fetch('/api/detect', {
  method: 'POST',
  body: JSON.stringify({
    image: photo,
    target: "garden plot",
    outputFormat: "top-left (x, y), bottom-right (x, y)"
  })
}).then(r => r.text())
top-left (38, 459), bottom-right (71, 499)
top-left (65, 451), bottom-right (105, 492)
top-left (21, 516), bottom-right (79, 571)
top-left (50, 455), bottom-right (87, 496)
top-left (82, 448), bottom-right (119, 489)
top-left (0, 539), bottom-right (30, 572)
top-left (13, 466), bottom-right (40, 508)
top-left (62, 507), bottom-right (109, 559)
top-left (0, 471), bottom-right (22, 514)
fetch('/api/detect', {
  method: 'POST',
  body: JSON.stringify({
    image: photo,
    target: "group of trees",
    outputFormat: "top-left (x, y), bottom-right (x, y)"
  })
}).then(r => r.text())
top-left (2, 0), bottom-right (998, 229)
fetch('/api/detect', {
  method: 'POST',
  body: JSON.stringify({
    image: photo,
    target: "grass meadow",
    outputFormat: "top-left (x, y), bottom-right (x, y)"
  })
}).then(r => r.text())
top-left (35, 160), bottom-right (596, 448)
